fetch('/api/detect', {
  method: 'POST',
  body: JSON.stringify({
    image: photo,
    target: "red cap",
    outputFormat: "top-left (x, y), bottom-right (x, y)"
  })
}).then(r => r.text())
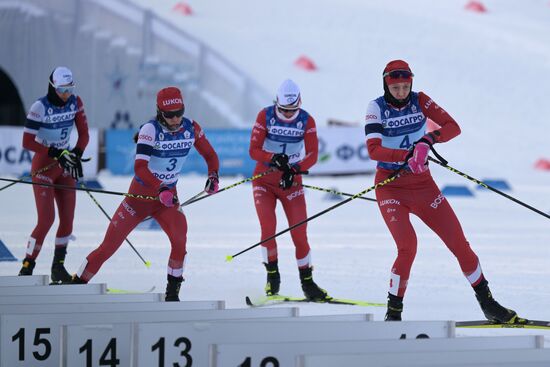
top-left (383, 60), bottom-right (413, 85)
top-left (157, 87), bottom-right (184, 111)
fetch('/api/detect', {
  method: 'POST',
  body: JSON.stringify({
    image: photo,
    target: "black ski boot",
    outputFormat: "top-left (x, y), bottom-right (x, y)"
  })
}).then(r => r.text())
top-left (165, 275), bottom-right (183, 302)
top-left (50, 247), bottom-right (72, 284)
top-left (474, 279), bottom-right (518, 323)
top-left (299, 267), bottom-right (330, 301)
top-left (384, 293), bottom-right (403, 321)
top-left (70, 274), bottom-right (87, 284)
top-left (264, 261), bottom-right (281, 296)
top-left (18, 257), bottom-right (36, 276)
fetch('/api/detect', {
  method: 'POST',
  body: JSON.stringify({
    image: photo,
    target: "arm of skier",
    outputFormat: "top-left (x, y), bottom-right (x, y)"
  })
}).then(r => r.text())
top-left (73, 96), bottom-right (90, 153)
top-left (364, 101), bottom-right (409, 163)
top-left (22, 101), bottom-right (49, 154)
top-left (249, 109), bottom-right (274, 163)
top-left (134, 123), bottom-right (163, 191)
top-left (418, 92), bottom-right (461, 144)
top-left (192, 121), bottom-right (220, 194)
top-left (294, 115), bottom-right (318, 172)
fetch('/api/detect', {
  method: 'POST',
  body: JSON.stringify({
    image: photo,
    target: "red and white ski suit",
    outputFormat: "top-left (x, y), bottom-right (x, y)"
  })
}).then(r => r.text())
top-left (77, 119), bottom-right (218, 282)
top-left (22, 95), bottom-right (89, 258)
top-left (365, 92), bottom-right (484, 297)
top-left (249, 106), bottom-right (318, 268)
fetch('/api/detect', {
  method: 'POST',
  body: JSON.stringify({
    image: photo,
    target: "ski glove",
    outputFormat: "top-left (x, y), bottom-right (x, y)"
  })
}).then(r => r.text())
top-left (407, 142), bottom-right (430, 174)
top-left (271, 153), bottom-right (291, 172)
top-left (70, 147), bottom-right (84, 179)
top-left (204, 171), bottom-right (219, 194)
top-left (158, 186), bottom-right (175, 207)
top-left (48, 147), bottom-right (82, 180)
top-left (279, 170), bottom-right (295, 190)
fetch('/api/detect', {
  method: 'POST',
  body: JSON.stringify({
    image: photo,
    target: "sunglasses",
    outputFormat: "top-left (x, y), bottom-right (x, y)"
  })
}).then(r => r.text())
top-left (277, 106), bottom-right (299, 114)
top-left (50, 81), bottom-right (75, 94)
top-left (162, 109), bottom-right (184, 119)
top-left (383, 70), bottom-right (414, 79)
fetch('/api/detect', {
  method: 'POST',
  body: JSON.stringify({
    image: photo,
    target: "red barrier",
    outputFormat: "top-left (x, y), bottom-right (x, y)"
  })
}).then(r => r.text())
top-left (465, 1), bottom-right (487, 13)
top-left (173, 2), bottom-right (193, 15)
top-left (294, 55), bottom-right (317, 71)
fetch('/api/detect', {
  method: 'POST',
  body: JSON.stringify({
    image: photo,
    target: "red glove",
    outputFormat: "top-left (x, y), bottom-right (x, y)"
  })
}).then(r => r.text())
top-left (204, 171), bottom-right (219, 194)
top-left (407, 142), bottom-right (430, 174)
top-left (158, 187), bottom-right (175, 207)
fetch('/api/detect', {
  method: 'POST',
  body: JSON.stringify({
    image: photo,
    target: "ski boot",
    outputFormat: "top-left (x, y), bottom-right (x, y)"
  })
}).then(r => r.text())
top-left (165, 275), bottom-right (183, 302)
top-left (299, 267), bottom-right (330, 301)
top-left (50, 247), bottom-right (72, 284)
top-left (264, 261), bottom-right (281, 296)
top-left (70, 274), bottom-right (87, 284)
top-left (384, 293), bottom-right (403, 321)
top-left (474, 279), bottom-right (519, 323)
top-left (18, 257), bottom-right (36, 276)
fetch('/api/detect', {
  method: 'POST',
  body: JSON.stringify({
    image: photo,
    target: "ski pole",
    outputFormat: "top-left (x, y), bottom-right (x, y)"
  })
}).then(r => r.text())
top-left (301, 183), bottom-right (377, 202)
top-left (181, 168), bottom-right (276, 207)
top-left (428, 156), bottom-right (550, 221)
top-left (226, 167), bottom-right (404, 262)
top-left (139, 189), bottom-right (202, 224)
top-left (0, 177), bottom-right (159, 201)
top-left (78, 181), bottom-right (152, 268)
top-left (0, 161), bottom-right (58, 192)
top-left (140, 168), bottom-right (277, 224)
top-left (180, 190), bottom-right (207, 207)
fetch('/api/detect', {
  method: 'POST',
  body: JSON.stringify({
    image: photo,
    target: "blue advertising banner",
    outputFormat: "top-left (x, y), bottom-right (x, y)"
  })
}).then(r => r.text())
top-left (105, 129), bottom-right (136, 175)
top-left (183, 129), bottom-right (256, 175)
top-left (105, 129), bottom-right (256, 176)
top-left (105, 127), bottom-right (375, 176)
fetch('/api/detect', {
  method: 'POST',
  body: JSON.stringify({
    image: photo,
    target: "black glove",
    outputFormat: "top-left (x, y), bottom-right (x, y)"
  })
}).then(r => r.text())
top-left (48, 147), bottom-right (82, 180)
top-left (271, 153), bottom-right (291, 172)
top-left (71, 147), bottom-right (83, 159)
top-left (70, 147), bottom-right (84, 179)
top-left (279, 170), bottom-right (295, 190)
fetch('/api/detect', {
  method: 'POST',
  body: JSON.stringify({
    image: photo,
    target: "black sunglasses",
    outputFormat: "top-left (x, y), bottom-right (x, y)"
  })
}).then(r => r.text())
top-left (162, 109), bottom-right (184, 119)
top-left (277, 106), bottom-right (299, 113)
top-left (383, 70), bottom-right (414, 79)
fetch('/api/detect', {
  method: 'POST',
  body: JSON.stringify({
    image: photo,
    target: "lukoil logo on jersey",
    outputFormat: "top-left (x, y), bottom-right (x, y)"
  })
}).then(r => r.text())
top-left (383, 113), bottom-right (424, 128)
top-left (268, 126), bottom-right (303, 137)
top-left (379, 199), bottom-right (401, 207)
top-left (161, 98), bottom-right (183, 108)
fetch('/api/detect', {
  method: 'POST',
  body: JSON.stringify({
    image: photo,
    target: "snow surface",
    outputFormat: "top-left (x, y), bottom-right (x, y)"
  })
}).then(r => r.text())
top-left (1, 172), bottom-right (549, 343)
top-left (1, 0), bottom-right (549, 347)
